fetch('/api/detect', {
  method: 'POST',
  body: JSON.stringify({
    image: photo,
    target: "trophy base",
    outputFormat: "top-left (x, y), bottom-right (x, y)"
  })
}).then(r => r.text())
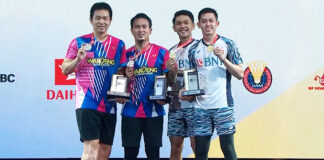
top-left (167, 91), bottom-right (179, 97)
top-left (149, 95), bottom-right (171, 103)
top-left (181, 89), bottom-right (205, 96)
top-left (107, 91), bottom-right (130, 99)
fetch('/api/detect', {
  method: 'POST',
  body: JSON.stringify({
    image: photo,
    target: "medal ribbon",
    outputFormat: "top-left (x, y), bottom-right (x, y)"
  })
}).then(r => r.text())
top-left (208, 34), bottom-right (218, 46)
top-left (172, 38), bottom-right (193, 53)
top-left (132, 43), bottom-right (151, 61)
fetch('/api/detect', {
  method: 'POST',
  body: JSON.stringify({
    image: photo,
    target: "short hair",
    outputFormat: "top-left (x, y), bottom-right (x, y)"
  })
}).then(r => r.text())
top-left (172, 10), bottom-right (194, 25)
top-left (130, 13), bottom-right (152, 29)
top-left (90, 2), bottom-right (113, 20)
top-left (198, 7), bottom-right (218, 21)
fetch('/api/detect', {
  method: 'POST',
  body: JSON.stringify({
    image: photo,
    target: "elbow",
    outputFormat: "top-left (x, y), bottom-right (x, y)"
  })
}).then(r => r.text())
top-left (62, 67), bottom-right (70, 76)
top-left (236, 71), bottom-right (244, 80)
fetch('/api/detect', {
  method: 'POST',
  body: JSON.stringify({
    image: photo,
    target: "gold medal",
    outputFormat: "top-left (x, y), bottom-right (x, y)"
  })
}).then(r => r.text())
top-left (170, 51), bottom-right (176, 59)
top-left (207, 45), bottom-right (214, 52)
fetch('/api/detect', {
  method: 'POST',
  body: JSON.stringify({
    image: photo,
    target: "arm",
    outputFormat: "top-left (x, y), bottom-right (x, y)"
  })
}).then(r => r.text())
top-left (62, 40), bottom-right (86, 75)
top-left (166, 58), bottom-right (177, 87)
top-left (214, 46), bottom-right (244, 80)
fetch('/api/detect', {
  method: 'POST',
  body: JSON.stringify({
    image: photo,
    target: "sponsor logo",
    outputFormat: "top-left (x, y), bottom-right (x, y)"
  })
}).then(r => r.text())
top-left (0, 74), bottom-right (15, 83)
top-left (86, 58), bottom-right (115, 66)
top-left (134, 66), bottom-right (158, 75)
top-left (47, 59), bottom-right (76, 100)
top-left (243, 61), bottom-right (272, 94)
top-left (308, 73), bottom-right (324, 90)
top-left (55, 59), bottom-right (76, 85)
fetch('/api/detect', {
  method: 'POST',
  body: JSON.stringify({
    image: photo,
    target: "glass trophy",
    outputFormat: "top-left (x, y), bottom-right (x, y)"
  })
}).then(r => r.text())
top-left (107, 74), bottom-right (130, 100)
top-left (167, 70), bottom-right (184, 97)
top-left (149, 75), bottom-right (169, 101)
top-left (181, 69), bottom-right (205, 96)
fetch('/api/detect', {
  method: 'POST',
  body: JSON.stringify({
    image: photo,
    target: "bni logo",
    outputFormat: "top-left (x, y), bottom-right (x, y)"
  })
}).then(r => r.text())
top-left (243, 61), bottom-right (272, 94)
top-left (55, 59), bottom-right (75, 85)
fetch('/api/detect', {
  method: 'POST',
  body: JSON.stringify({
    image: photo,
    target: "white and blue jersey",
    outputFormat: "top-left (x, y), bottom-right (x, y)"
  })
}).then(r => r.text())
top-left (188, 35), bottom-right (243, 109)
top-left (169, 39), bottom-right (198, 110)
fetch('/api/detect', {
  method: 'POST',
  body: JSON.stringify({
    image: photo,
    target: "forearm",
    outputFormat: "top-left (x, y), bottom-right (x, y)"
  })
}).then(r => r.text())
top-left (223, 59), bottom-right (244, 80)
top-left (166, 69), bottom-right (176, 87)
top-left (62, 58), bottom-right (80, 75)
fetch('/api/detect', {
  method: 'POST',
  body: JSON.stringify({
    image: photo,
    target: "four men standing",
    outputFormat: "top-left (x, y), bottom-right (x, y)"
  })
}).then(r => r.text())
top-left (64, 2), bottom-right (243, 160)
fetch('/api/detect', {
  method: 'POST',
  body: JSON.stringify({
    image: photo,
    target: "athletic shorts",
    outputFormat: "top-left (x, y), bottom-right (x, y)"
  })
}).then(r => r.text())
top-left (76, 108), bottom-right (117, 145)
top-left (193, 107), bottom-right (236, 136)
top-left (122, 116), bottom-right (163, 147)
top-left (167, 108), bottom-right (195, 137)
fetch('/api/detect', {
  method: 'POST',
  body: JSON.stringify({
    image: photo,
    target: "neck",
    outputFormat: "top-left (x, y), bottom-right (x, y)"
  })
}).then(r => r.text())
top-left (135, 40), bottom-right (150, 50)
top-left (203, 33), bottom-right (217, 44)
top-left (179, 36), bottom-right (192, 45)
top-left (94, 32), bottom-right (108, 42)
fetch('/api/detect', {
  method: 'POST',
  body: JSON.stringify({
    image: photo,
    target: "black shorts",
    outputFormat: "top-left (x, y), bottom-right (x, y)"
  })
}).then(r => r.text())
top-left (122, 116), bottom-right (163, 147)
top-left (76, 108), bottom-right (117, 145)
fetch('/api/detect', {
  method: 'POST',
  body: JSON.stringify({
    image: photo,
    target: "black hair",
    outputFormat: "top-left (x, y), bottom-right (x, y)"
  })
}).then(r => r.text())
top-left (130, 13), bottom-right (152, 29)
top-left (198, 7), bottom-right (218, 21)
top-left (90, 2), bottom-right (112, 20)
top-left (172, 10), bottom-right (194, 25)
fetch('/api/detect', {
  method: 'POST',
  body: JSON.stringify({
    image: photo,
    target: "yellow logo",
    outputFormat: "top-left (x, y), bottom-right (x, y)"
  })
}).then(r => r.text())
top-left (248, 61), bottom-right (267, 84)
top-left (134, 66), bottom-right (158, 75)
top-left (87, 58), bottom-right (115, 66)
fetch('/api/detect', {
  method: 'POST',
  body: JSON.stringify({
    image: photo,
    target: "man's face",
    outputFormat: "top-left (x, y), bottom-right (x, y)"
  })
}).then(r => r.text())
top-left (173, 15), bottom-right (195, 40)
top-left (90, 9), bottom-right (111, 34)
top-left (198, 12), bottom-right (219, 36)
top-left (131, 18), bottom-right (152, 42)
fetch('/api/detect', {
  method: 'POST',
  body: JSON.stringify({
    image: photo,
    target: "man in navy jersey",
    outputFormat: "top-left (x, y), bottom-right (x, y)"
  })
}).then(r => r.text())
top-left (185, 8), bottom-right (244, 160)
top-left (166, 10), bottom-right (197, 160)
top-left (121, 13), bottom-right (173, 160)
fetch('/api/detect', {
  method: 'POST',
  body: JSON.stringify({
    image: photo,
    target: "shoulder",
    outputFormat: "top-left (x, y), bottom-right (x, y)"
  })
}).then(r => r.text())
top-left (219, 35), bottom-right (236, 47)
top-left (126, 46), bottom-right (134, 53)
top-left (77, 33), bottom-right (92, 40)
top-left (169, 44), bottom-right (177, 51)
top-left (109, 35), bottom-right (125, 46)
top-left (188, 39), bottom-right (201, 52)
top-left (151, 43), bottom-right (168, 53)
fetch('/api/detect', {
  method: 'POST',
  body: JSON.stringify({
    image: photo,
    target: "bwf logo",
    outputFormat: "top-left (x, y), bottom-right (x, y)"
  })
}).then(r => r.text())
top-left (55, 59), bottom-right (76, 85)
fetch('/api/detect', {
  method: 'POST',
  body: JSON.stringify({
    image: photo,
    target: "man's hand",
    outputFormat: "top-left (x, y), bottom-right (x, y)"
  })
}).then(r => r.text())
top-left (125, 66), bottom-right (134, 79)
top-left (213, 46), bottom-right (226, 62)
top-left (77, 45), bottom-right (87, 62)
top-left (115, 98), bottom-right (128, 104)
top-left (156, 100), bottom-right (167, 105)
top-left (166, 58), bottom-right (177, 72)
top-left (178, 88), bottom-right (195, 102)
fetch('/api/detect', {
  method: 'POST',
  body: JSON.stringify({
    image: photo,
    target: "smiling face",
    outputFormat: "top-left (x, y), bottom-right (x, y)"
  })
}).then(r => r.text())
top-left (90, 9), bottom-right (111, 35)
top-left (197, 12), bottom-right (219, 37)
top-left (173, 15), bottom-right (195, 41)
top-left (131, 18), bottom-right (152, 42)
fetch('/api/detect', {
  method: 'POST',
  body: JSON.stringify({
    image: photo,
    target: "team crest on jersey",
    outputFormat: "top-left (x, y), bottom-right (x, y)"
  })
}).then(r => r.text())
top-left (243, 61), bottom-right (272, 94)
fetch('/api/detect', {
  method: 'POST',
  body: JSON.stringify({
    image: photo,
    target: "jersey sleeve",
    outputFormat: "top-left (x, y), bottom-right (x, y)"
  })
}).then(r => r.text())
top-left (226, 40), bottom-right (243, 65)
top-left (188, 41), bottom-right (199, 69)
top-left (66, 39), bottom-right (78, 60)
top-left (119, 41), bottom-right (127, 67)
top-left (162, 48), bottom-right (169, 73)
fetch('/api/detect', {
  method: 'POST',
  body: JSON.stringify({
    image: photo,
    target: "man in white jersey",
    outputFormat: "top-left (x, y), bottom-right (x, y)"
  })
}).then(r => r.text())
top-left (184, 8), bottom-right (244, 160)
top-left (166, 10), bottom-right (197, 160)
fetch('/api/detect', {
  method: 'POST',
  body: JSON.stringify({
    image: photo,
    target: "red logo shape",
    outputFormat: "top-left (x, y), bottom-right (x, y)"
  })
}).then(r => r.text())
top-left (243, 67), bottom-right (272, 94)
top-left (55, 59), bottom-right (76, 85)
top-left (314, 74), bottom-right (324, 86)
